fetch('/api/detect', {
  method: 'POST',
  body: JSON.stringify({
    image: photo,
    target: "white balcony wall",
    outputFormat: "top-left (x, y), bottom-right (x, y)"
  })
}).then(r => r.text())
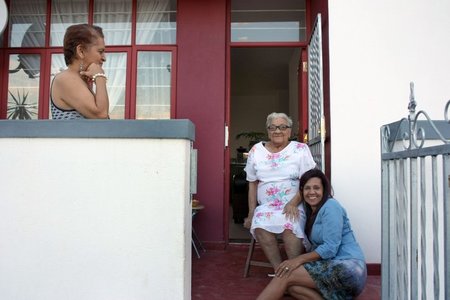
top-left (0, 120), bottom-right (194, 300)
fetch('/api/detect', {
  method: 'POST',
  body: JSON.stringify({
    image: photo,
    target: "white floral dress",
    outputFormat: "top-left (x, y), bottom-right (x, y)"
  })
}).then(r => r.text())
top-left (244, 141), bottom-right (316, 242)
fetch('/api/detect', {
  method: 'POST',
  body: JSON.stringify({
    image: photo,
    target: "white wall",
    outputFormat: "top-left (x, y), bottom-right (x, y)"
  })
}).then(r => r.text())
top-left (328, 0), bottom-right (450, 263)
top-left (0, 138), bottom-right (192, 300)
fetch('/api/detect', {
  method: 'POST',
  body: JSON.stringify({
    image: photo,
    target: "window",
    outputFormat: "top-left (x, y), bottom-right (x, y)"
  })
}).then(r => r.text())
top-left (136, 51), bottom-right (172, 119)
top-left (51, 0), bottom-right (89, 47)
top-left (136, 0), bottom-right (177, 45)
top-left (231, 0), bottom-right (306, 42)
top-left (102, 52), bottom-right (127, 119)
top-left (1, 0), bottom-right (177, 120)
top-left (8, 0), bottom-right (46, 47)
top-left (7, 54), bottom-right (40, 120)
top-left (94, 0), bottom-right (132, 46)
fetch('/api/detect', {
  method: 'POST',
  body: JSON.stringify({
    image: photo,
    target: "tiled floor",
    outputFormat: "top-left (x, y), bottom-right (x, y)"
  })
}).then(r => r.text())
top-left (192, 244), bottom-right (381, 300)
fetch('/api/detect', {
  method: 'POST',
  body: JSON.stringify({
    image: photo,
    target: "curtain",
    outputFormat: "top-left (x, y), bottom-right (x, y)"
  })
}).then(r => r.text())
top-left (102, 53), bottom-right (127, 119)
top-left (136, 51), bottom-right (171, 119)
top-left (135, 0), bottom-right (174, 119)
top-left (94, 0), bottom-right (132, 45)
top-left (50, 0), bottom-right (88, 46)
top-left (136, 0), bottom-right (174, 45)
top-left (8, 0), bottom-right (46, 47)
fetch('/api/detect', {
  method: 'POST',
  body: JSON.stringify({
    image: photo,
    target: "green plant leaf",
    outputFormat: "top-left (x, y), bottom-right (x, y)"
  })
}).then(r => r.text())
top-left (235, 131), bottom-right (267, 140)
top-left (7, 88), bottom-right (36, 120)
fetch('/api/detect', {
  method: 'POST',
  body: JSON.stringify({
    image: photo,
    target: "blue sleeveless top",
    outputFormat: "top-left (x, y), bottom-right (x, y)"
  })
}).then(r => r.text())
top-left (50, 76), bottom-right (85, 120)
top-left (50, 100), bottom-right (85, 120)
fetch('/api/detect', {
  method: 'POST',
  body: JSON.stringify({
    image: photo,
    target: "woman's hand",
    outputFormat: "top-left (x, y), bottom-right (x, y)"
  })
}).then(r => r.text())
top-left (80, 63), bottom-right (105, 81)
top-left (275, 257), bottom-right (302, 278)
top-left (283, 201), bottom-right (299, 222)
top-left (243, 211), bottom-right (254, 229)
top-left (276, 251), bottom-right (320, 278)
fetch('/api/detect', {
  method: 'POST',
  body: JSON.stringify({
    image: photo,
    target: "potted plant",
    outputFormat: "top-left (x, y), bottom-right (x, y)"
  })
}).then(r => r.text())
top-left (7, 89), bottom-right (37, 120)
top-left (235, 131), bottom-right (267, 149)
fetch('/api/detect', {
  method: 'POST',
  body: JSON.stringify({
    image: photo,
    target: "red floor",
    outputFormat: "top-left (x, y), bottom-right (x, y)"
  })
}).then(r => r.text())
top-left (192, 244), bottom-right (381, 300)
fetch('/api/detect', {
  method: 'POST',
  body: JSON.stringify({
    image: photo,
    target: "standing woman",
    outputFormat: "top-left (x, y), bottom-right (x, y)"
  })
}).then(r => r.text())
top-left (244, 112), bottom-right (316, 270)
top-left (51, 24), bottom-right (109, 119)
top-left (257, 169), bottom-right (367, 300)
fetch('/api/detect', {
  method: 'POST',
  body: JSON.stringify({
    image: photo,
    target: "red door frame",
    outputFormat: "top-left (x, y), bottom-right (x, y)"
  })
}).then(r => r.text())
top-left (224, 0), bottom-right (231, 244)
top-left (224, 0), bottom-right (313, 244)
top-left (299, 49), bottom-right (309, 142)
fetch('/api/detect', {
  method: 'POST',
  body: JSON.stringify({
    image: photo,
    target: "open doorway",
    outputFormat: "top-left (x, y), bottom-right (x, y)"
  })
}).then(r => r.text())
top-left (228, 47), bottom-right (303, 242)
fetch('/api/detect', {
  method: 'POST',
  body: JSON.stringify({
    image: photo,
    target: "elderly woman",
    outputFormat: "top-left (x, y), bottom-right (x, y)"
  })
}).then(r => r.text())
top-left (51, 24), bottom-right (109, 119)
top-left (244, 112), bottom-right (316, 270)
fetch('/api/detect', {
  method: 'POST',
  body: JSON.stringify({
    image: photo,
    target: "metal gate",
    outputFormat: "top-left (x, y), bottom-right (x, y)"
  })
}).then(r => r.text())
top-left (307, 13), bottom-right (325, 171)
top-left (381, 83), bottom-right (450, 299)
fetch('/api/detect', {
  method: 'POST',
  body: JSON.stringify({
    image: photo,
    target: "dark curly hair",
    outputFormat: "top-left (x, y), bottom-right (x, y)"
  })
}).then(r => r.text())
top-left (299, 169), bottom-right (333, 237)
top-left (63, 24), bottom-right (104, 66)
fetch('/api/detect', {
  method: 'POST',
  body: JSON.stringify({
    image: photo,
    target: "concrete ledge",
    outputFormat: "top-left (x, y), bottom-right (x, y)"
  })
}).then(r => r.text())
top-left (0, 119), bottom-right (195, 140)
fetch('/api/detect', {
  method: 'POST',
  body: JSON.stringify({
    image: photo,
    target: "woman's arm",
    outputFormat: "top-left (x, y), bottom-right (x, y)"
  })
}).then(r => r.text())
top-left (313, 200), bottom-right (344, 259)
top-left (243, 181), bottom-right (258, 229)
top-left (58, 63), bottom-right (109, 119)
top-left (283, 190), bottom-right (301, 221)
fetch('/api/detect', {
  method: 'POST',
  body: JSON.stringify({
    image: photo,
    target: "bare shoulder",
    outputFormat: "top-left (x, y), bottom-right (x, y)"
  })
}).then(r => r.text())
top-left (52, 71), bottom-right (86, 98)
top-left (53, 70), bottom-right (82, 87)
top-left (52, 71), bottom-right (86, 109)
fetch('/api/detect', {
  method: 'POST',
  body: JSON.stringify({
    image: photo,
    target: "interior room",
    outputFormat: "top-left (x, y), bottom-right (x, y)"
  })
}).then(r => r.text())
top-left (228, 46), bottom-right (303, 241)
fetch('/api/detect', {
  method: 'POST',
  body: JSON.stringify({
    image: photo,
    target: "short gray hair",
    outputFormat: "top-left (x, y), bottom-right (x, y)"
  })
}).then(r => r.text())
top-left (266, 112), bottom-right (293, 128)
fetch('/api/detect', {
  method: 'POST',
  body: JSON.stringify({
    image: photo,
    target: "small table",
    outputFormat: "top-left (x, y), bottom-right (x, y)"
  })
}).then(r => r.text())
top-left (192, 204), bottom-right (206, 258)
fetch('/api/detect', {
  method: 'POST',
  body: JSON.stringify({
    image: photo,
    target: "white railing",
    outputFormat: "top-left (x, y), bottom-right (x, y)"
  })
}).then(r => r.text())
top-left (380, 83), bottom-right (450, 300)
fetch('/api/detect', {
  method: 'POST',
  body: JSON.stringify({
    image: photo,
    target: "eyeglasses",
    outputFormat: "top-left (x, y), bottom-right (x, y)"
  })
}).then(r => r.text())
top-left (267, 125), bottom-right (291, 132)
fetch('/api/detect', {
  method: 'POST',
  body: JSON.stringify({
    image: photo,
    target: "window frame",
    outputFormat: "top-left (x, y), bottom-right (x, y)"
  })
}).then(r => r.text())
top-left (0, 0), bottom-right (178, 120)
top-left (131, 45), bottom-right (177, 119)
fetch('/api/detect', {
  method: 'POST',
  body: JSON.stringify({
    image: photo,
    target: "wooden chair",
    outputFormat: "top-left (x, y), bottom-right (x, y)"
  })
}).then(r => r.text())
top-left (243, 237), bottom-right (273, 277)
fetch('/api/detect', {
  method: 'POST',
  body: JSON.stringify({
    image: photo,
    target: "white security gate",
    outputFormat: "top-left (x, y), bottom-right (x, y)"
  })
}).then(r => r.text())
top-left (380, 83), bottom-right (450, 300)
top-left (307, 13), bottom-right (325, 170)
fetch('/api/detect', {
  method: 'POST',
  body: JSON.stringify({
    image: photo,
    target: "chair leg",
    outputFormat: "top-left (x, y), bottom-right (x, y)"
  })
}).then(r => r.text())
top-left (243, 236), bottom-right (278, 277)
top-left (192, 238), bottom-right (201, 259)
top-left (243, 237), bottom-right (256, 277)
top-left (192, 227), bottom-right (205, 252)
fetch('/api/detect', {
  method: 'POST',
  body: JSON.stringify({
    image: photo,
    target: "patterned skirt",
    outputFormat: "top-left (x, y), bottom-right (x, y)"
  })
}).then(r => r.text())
top-left (303, 259), bottom-right (367, 300)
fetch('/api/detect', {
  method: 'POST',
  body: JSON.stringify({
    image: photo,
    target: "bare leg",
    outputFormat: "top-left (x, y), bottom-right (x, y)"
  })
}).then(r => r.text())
top-left (254, 228), bottom-right (282, 269)
top-left (257, 265), bottom-right (319, 300)
top-left (256, 276), bottom-right (288, 300)
top-left (288, 286), bottom-right (323, 300)
top-left (282, 229), bottom-right (303, 259)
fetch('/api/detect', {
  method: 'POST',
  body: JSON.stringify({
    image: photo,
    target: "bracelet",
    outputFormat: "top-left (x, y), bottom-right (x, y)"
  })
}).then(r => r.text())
top-left (92, 73), bottom-right (107, 82)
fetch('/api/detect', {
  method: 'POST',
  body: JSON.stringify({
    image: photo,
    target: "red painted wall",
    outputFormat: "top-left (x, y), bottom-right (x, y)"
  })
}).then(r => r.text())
top-left (177, 0), bottom-right (227, 244)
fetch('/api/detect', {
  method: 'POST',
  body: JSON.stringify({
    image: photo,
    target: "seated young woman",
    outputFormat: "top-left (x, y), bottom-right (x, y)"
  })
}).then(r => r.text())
top-left (256, 169), bottom-right (367, 300)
